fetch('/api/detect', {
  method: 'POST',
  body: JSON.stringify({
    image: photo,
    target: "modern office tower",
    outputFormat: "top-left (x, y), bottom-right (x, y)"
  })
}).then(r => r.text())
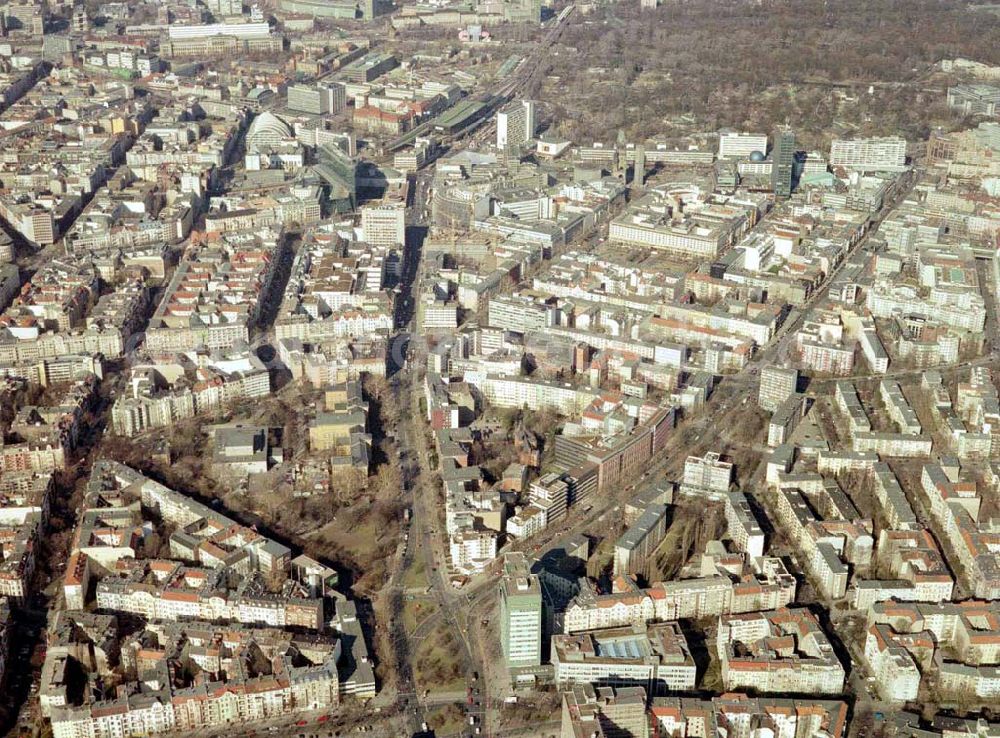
top-left (829, 136), bottom-right (907, 170)
top-left (718, 131), bottom-right (769, 159)
top-left (496, 100), bottom-right (536, 151)
top-left (771, 127), bottom-right (795, 198)
top-left (758, 366), bottom-right (799, 412)
top-left (633, 145), bottom-right (646, 186)
top-left (499, 552), bottom-right (542, 668)
top-left (360, 201), bottom-right (406, 247)
top-left (287, 82), bottom-right (346, 115)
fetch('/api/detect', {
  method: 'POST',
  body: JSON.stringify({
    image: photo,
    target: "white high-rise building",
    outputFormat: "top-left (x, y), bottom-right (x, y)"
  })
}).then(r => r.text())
top-left (361, 202), bottom-right (406, 247)
top-left (497, 100), bottom-right (536, 151)
top-left (829, 136), bottom-right (907, 170)
top-left (499, 553), bottom-right (542, 668)
top-left (718, 131), bottom-right (769, 159)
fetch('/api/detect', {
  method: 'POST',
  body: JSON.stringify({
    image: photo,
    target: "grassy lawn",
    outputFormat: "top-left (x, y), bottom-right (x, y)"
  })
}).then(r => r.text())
top-left (336, 515), bottom-right (379, 559)
top-left (425, 704), bottom-right (467, 735)
top-left (402, 597), bottom-right (436, 635)
top-left (413, 621), bottom-right (467, 694)
top-left (699, 651), bottom-right (723, 692)
top-left (401, 554), bottom-right (429, 590)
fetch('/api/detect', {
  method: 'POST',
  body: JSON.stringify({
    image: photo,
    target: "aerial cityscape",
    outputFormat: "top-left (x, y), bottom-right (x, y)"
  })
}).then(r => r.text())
top-left (0, 1), bottom-right (997, 737)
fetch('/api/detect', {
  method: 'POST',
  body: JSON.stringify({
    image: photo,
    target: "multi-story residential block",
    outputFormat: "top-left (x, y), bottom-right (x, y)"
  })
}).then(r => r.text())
top-left (560, 684), bottom-right (652, 738)
top-left (880, 379), bottom-right (922, 435)
top-left (758, 366), bottom-right (798, 412)
top-left (0, 471), bottom-right (52, 601)
top-left (487, 293), bottom-right (557, 333)
top-left (681, 452), bottom-right (733, 498)
top-left (613, 503), bottom-right (669, 579)
top-left (768, 393), bottom-right (806, 447)
top-left (834, 381), bottom-right (872, 435)
top-left (773, 477), bottom-right (873, 599)
top-left (308, 381), bottom-right (372, 472)
top-left (866, 600), bottom-right (1000, 702)
top-left (725, 491), bottom-right (766, 558)
top-left (919, 463), bottom-right (1000, 599)
top-left (717, 608), bottom-right (846, 694)
top-left (111, 350), bottom-right (271, 437)
top-left (863, 623), bottom-right (923, 703)
top-left (830, 136), bottom-right (907, 170)
top-left (853, 432), bottom-right (934, 457)
top-left (647, 696), bottom-right (849, 738)
top-left (43, 458), bottom-right (375, 737)
top-left (42, 615), bottom-right (344, 738)
top-left (867, 279), bottom-right (986, 332)
top-left (275, 231), bottom-right (395, 344)
top-left (145, 231), bottom-right (286, 353)
top-left (796, 315), bottom-right (856, 376)
top-left (563, 557), bottom-right (796, 633)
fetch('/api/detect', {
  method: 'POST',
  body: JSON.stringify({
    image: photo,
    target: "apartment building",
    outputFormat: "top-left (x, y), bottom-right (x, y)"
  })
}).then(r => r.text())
top-left (773, 480), bottom-right (873, 600)
top-left (725, 491), bottom-right (766, 558)
top-left (563, 558), bottom-right (796, 633)
top-left (43, 459), bottom-right (375, 737)
top-left (866, 600), bottom-right (1000, 702)
top-left (681, 452), bottom-right (733, 498)
top-left (830, 136), bottom-right (907, 170)
top-left (717, 608), bottom-right (846, 694)
top-left (880, 380), bottom-right (922, 435)
top-left (146, 232), bottom-right (285, 353)
top-left (111, 351), bottom-right (271, 437)
top-left (863, 623), bottom-right (922, 703)
top-left (767, 393), bottom-right (806, 447)
top-left (648, 697), bottom-right (849, 738)
top-left (560, 684), bottom-right (651, 738)
top-left (920, 463), bottom-right (1000, 599)
top-left (308, 381), bottom-right (372, 471)
top-left (834, 382), bottom-right (872, 436)
top-left (867, 279), bottom-right (986, 332)
top-left (758, 366), bottom-right (798, 412)
top-left (853, 432), bottom-right (934, 457)
top-left (275, 234), bottom-right (395, 344)
top-left (487, 293), bottom-right (557, 333)
top-left (0, 471), bottom-right (52, 602)
top-left (613, 503), bottom-right (669, 579)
